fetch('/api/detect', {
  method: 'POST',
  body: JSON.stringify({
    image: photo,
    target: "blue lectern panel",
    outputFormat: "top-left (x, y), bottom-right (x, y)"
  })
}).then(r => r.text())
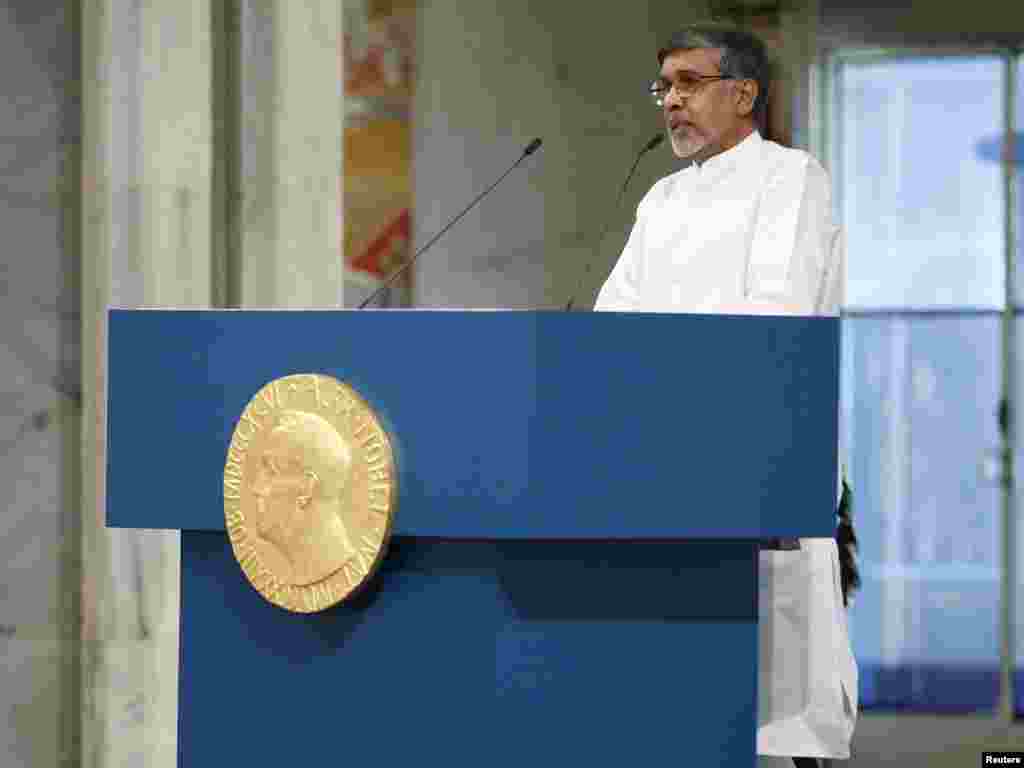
top-left (180, 532), bottom-right (758, 767)
top-left (108, 310), bottom-right (837, 539)
top-left (531, 312), bottom-right (836, 539)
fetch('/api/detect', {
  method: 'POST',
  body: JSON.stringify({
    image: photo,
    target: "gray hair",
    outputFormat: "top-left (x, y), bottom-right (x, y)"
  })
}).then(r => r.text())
top-left (657, 23), bottom-right (770, 129)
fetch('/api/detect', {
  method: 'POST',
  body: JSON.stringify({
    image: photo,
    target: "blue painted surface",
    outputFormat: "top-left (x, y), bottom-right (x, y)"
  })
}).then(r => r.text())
top-left (858, 663), bottom-right (1000, 714)
top-left (107, 309), bottom-right (838, 539)
top-left (103, 309), bottom-right (839, 765)
top-left (180, 532), bottom-right (759, 767)
top-left (976, 132), bottom-right (1024, 165)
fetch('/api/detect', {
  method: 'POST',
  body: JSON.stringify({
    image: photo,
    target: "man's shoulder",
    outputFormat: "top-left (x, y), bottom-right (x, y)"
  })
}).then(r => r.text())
top-left (760, 139), bottom-right (830, 183)
top-left (637, 139), bottom-right (832, 209)
top-left (639, 165), bottom-right (691, 209)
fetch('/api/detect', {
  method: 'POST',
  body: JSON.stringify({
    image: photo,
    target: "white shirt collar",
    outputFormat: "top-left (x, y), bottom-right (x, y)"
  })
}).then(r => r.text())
top-left (689, 130), bottom-right (763, 183)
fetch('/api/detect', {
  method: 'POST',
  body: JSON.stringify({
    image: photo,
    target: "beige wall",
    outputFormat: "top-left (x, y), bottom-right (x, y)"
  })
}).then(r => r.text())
top-left (412, 0), bottom-right (698, 309)
top-left (819, 0), bottom-right (1024, 48)
top-left (411, 1), bottom-right (822, 310)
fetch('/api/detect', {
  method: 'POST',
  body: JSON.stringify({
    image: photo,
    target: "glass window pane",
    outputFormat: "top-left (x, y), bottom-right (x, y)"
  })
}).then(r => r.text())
top-left (1014, 54), bottom-right (1024, 716)
top-left (1015, 54), bottom-right (1024, 307)
top-left (843, 313), bottom-right (1002, 712)
top-left (1016, 317), bottom-right (1024, 715)
top-left (838, 56), bottom-right (1005, 310)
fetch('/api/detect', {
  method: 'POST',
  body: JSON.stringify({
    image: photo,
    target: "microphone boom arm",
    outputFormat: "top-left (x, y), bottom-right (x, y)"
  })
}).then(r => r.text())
top-left (565, 133), bottom-right (663, 311)
top-left (358, 139), bottom-right (543, 309)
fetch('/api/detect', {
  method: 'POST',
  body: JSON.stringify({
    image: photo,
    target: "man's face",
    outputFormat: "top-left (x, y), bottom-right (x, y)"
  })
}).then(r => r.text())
top-left (659, 47), bottom-right (755, 163)
top-left (250, 436), bottom-right (306, 545)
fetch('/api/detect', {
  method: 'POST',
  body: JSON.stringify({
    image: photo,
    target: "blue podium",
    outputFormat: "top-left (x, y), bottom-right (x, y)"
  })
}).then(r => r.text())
top-left (106, 309), bottom-right (838, 767)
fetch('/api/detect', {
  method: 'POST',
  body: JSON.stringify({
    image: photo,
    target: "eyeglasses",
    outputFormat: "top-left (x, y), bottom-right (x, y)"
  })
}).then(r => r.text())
top-left (648, 72), bottom-right (735, 107)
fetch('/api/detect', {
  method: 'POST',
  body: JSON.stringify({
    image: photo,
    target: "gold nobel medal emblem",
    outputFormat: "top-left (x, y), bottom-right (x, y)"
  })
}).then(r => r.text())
top-left (222, 374), bottom-right (396, 613)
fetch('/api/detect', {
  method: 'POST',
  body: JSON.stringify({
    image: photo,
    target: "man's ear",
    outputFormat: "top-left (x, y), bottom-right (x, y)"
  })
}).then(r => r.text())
top-left (297, 469), bottom-right (318, 508)
top-left (736, 79), bottom-right (758, 117)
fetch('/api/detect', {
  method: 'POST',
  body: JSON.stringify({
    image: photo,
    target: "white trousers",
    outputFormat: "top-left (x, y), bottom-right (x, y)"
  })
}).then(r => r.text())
top-left (757, 538), bottom-right (858, 759)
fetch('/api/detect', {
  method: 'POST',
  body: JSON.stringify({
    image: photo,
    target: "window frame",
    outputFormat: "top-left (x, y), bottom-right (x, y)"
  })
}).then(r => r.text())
top-left (822, 45), bottom-right (1021, 720)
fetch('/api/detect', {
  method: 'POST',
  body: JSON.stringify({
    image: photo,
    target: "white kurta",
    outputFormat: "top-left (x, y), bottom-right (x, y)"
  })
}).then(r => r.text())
top-left (595, 131), bottom-right (857, 759)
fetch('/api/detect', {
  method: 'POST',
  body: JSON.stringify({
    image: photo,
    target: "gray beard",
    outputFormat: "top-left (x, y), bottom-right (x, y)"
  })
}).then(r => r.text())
top-left (669, 128), bottom-right (707, 161)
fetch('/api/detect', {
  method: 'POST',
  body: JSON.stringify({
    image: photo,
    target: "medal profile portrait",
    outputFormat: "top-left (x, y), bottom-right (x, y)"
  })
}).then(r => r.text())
top-left (223, 374), bottom-right (396, 613)
top-left (250, 409), bottom-right (357, 586)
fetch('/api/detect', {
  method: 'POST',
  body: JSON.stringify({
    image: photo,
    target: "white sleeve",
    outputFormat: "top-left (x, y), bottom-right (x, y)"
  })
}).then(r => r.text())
top-left (814, 196), bottom-right (844, 317)
top-left (755, 157), bottom-right (846, 505)
top-left (821, 212), bottom-right (846, 506)
top-left (594, 202), bottom-right (647, 312)
top-left (811, 173), bottom-right (846, 505)
top-left (746, 158), bottom-right (840, 316)
top-left (832, 225), bottom-right (846, 506)
top-left (792, 165), bottom-right (848, 506)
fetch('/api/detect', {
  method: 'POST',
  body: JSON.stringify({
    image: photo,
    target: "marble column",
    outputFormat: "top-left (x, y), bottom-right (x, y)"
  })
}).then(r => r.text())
top-left (81, 2), bottom-right (213, 766)
top-left (238, 0), bottom-right (344, 309)
top-left (81, 2), bottom-right (342, 766)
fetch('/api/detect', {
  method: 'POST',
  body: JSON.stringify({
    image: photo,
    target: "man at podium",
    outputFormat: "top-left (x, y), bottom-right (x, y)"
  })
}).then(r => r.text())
top-left (594, 22), bottom-right (858, 768)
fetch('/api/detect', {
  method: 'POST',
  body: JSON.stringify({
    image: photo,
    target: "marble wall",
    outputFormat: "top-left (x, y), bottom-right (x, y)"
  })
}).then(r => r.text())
top-left (0, 2), bottom-right (80, 766)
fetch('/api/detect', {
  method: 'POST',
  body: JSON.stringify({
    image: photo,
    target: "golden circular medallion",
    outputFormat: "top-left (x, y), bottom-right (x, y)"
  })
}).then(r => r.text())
top-left (222, 373), bottom-right (396, 613)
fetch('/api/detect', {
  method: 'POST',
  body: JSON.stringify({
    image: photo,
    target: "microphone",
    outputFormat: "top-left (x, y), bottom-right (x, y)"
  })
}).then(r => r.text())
top-left (357, 138), bottom-right (544, 309)
top-left (564, 133), bottom-right (664, 311)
